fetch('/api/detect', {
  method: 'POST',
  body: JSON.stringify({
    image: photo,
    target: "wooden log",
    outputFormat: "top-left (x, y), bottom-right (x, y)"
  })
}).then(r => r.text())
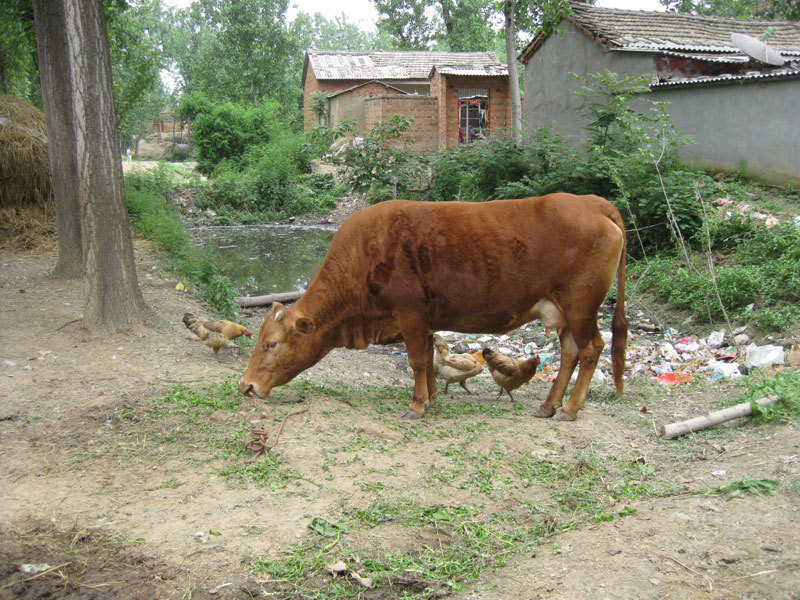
top-left (660, 396), bottom-right (777, 439)
top-left (237, 290), bottom-right (303, 308)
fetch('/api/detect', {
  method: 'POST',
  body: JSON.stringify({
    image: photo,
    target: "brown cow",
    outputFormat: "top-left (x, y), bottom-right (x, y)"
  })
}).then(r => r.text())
top-left (239, 193), bottom-right (627, 420)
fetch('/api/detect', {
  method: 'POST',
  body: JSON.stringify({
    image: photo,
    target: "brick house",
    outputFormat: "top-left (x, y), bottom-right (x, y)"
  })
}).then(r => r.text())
top-left (301, 50), bottom-right (511, 152)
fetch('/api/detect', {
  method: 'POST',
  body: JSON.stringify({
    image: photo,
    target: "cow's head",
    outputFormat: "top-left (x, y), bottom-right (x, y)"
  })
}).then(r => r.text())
top-left (238, 302), bottom-right (318, 399)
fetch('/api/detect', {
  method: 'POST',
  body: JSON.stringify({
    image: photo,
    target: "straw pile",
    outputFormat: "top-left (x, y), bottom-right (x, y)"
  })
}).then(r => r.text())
top-left (0, 95), bottom-right (55, 249)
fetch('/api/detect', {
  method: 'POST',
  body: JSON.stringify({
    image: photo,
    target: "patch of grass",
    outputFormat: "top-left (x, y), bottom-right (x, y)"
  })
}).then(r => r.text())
top-left (216, 450), bottom-right (304, 490)
top-left (151, 378), bottom-right (241, 418)
top-left (706, 477), bottom-right (779, 498)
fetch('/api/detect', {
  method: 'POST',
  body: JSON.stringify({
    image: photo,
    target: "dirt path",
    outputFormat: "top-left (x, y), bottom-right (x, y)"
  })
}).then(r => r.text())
top-left (1, 243), bottom-right (798, 599)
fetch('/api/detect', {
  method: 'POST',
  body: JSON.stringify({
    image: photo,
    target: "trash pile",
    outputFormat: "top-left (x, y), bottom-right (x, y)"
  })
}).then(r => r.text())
top-left (428, 306), bottom-right (792, 387)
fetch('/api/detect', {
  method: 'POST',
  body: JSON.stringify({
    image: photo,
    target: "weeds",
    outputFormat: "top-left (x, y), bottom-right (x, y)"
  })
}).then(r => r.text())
top-left (125, 165), bottom-right (240, 318)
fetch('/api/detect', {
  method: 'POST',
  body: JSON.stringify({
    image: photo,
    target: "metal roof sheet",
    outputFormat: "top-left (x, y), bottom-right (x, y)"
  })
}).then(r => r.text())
top-left (650, 65), bottom-right (800, 88)
top-left (433, 65), bottom-right (508, 76)
top-left (307, 50), bottom-right (506, 80)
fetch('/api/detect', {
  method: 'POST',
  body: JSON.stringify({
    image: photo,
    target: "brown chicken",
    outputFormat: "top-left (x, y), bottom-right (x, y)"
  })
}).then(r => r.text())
top-left (433, 335), bottom-right (485, 394)
top-left (183, 312), bottom-right (252, 360)
top-left (482, 347), bottom-right (541, 403)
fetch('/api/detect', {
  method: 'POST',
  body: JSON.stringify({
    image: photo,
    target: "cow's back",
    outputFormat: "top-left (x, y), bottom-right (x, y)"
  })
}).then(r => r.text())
top-left (310, 194), bottom-right (624, 334)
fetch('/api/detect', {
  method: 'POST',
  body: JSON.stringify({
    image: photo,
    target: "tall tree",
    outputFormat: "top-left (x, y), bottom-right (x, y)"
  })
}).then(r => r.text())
top-left (373, 0), bottom-right (497, 50)
top-left (504, 0), bottom-right (522, 141)
top-left (183, 0), bottom-right (298, 107)
top-left (660, 0), bottom-right (799, 20)
top-left (33, 0), bottom-right (147, 330)
top-left (0, 0), bottom-right (40, 104)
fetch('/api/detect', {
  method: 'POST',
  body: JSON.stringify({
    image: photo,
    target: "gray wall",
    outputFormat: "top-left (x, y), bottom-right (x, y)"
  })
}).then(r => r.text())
top-left (650, 80), bottom-right (800, 183)
top-left (523, 22), bottom-right (652, 140)
top-left (523, 21), bottom-right (800, 183)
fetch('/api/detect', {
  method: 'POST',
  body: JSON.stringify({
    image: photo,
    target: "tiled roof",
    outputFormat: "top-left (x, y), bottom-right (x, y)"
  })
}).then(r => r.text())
top-left (306, 50), bottom-right (507, 80)
top-left (521, 2), bottom-right (800, 61)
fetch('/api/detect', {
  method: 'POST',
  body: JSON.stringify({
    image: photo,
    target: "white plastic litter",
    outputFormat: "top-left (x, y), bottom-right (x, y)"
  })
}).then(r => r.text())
top-left (745, 344), bottom-right (785, 368)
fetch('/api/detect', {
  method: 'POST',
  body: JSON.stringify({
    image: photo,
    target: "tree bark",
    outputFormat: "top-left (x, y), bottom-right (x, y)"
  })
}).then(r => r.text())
top-left (504, 0), bottom-right (523, 143)
top-left (33, 0), bottom-right (148, 331)
top-left (33, 1), bottom-right (82, 278)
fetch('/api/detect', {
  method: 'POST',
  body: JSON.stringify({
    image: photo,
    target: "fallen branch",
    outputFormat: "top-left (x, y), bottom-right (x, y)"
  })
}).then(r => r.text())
top-left (236, 290), bottom-right (302, 308)
top-left (660, 396), bottom-right (776, 440)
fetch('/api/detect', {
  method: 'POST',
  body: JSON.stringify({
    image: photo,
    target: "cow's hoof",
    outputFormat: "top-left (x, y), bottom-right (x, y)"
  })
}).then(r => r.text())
top-left (533, 406), bottom-right (555, 418)
top-left (554, 409), bottom-right (577, 422)
top-left (401, 410), bottom-right (423, 420)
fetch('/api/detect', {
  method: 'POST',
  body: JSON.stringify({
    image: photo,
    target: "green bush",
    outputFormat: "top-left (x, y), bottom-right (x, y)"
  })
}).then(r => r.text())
top-left (197, 133), bottom-right (342, 220)
top-left (188, 99), bottom-right (289, 175)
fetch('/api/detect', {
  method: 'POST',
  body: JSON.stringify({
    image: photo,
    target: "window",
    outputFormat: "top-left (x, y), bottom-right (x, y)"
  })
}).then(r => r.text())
top-left (458, 89), bottom-right (488, 144)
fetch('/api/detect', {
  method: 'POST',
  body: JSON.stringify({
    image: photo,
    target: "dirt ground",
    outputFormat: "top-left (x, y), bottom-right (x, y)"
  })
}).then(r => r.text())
top-left (1, 236), bottom-right (799, 599)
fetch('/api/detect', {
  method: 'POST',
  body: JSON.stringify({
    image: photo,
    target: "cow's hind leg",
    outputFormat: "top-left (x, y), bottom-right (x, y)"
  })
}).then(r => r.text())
top-left (558, 328), bottom-right (604, 421)
top-left (401, 326), bottom-right (434, 419)
top-left (534, 327), bottom-right (578, 418)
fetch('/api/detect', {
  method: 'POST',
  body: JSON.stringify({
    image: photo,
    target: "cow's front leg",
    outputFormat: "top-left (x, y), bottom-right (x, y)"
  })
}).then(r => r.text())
top-left (401, 329), bottom-right (434, 419)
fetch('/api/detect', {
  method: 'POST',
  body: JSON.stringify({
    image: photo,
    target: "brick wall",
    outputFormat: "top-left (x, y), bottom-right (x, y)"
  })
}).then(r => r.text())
top-left (328, 82), bottom-right (406, 131)
top-left (364, 95), bottom-right (439, 153)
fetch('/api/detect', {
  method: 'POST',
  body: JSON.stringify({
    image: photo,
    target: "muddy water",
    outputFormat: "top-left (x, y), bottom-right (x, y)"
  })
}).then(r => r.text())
top-left (190, 224), bottom-right (335, 296)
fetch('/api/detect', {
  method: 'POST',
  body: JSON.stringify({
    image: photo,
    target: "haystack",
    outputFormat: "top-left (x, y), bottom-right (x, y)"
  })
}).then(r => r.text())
top-left (0, 95), bottom-right (55, 248)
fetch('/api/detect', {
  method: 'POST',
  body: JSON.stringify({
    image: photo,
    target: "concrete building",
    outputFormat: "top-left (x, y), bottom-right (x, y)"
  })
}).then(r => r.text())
top-left (520, 2), bottom-right (800, 183)
top-left (302, 50), bottom-right (512, 152)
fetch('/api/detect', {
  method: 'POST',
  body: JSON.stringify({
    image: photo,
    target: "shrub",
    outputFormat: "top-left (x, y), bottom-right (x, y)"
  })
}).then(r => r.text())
top-left (340, 114), bottom-right (427, 203)
top-left (189, 99), bottom-right (288, 175)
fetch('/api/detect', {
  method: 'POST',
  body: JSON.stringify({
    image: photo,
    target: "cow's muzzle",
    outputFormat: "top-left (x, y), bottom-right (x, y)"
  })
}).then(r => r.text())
top-left (238, 379), bottom-right (262, 398)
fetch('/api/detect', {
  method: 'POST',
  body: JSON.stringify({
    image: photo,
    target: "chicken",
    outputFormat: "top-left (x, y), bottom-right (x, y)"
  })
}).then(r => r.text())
top-left (433, 335), bottom-right (485, 394)
top-left (482, 347), bottom-right (541, 403)
top-left (183, 312), bottom-right (252, 360)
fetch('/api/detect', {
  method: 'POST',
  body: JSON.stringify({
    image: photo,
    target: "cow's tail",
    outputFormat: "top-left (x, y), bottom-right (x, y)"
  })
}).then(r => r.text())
top-left (610, 214), bottom-right (628, 397)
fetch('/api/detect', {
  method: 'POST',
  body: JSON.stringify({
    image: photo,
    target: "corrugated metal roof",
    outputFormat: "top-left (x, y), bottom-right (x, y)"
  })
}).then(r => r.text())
top-left (651, 65), bottom-right (800, 88)
top-left (307, 50), bottom-right (506, 80)
top-left (521, 2), bottom-right (800, 62)
top-left (432, 65), bottom-right (508, 76)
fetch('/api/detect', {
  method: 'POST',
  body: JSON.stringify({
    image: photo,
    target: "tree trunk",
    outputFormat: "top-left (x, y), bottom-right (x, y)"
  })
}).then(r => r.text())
top-left (504, 0), bottom-right (523, 143)
top-left (33, 0), bottom-right (148, 331)
top-left (33, 1), bottom-right (82, 278)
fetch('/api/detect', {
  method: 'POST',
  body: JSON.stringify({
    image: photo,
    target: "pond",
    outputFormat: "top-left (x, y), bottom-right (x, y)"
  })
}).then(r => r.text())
top-left (190, 224), bottom-right (336, 297)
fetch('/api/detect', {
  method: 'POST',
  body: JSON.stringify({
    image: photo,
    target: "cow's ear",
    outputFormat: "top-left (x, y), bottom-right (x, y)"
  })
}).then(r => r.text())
top-left (271, 302), bottom-right (285, 323)
top-left (293, 316), bottom-right (315, 336)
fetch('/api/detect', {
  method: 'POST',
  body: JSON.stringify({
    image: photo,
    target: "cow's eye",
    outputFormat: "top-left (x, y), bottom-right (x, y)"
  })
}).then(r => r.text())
top-left (263, 340), bottom-right (277, 351)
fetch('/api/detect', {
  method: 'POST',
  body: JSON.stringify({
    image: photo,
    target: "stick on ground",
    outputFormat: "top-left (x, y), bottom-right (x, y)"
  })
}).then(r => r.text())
top-left (660, 396), bottom-right (777, 440)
